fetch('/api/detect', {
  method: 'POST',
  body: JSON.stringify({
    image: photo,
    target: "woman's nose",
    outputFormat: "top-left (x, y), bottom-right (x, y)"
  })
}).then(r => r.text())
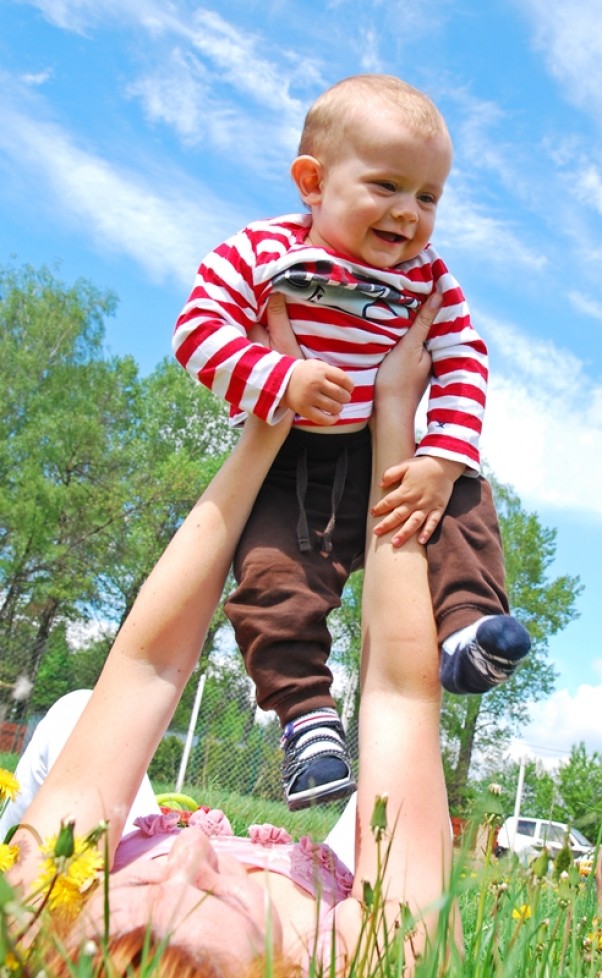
top-left (165, 827), bottom-right (219, 884)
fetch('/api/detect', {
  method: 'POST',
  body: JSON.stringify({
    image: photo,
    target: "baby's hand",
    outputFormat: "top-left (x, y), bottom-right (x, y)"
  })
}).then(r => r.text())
top-left (282, 358), bottom-right (354, 425)
top-left (372, 455), bottom-right (464, 546)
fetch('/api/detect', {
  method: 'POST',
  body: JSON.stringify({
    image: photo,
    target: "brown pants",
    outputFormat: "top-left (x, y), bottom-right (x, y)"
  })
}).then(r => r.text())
top-left (225, 427), bottom-right (508, 725)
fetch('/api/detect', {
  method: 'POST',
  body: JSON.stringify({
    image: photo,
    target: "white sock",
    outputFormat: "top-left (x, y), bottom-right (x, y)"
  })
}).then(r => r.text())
top-left (282, 708), bottom-right (345, 759)
top-left (441, 616), bottom-right (494, 656)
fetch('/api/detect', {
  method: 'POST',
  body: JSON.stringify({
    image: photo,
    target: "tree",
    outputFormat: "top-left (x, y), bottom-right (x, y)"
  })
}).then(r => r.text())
top-left (471, 756), bottom-right (557, 822)
top-left (555, 743), bottom-right (602, 843)
top-left (0, 263), bottom-right (138, 685)
top-left (0, 262), bottom-right (236, 707)
top-left (96, 358), bottom-right (235, 628)
top-left (442, 475), bottom-right (582, 812)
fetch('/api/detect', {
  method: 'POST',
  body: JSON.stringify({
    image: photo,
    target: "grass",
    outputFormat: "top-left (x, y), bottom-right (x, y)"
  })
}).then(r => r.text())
top-left (152, 779), bottom-right (344, 841)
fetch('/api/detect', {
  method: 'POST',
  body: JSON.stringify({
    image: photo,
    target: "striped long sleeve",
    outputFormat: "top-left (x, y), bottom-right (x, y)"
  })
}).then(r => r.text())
top-left (173, 213), bottom-right (488, 470)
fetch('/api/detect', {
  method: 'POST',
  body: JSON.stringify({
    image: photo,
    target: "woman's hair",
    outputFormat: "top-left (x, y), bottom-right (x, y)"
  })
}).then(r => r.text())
top-left (298, 73), bottom-right (449, 163)
top-left (44, 927), bottom-right (293, 978)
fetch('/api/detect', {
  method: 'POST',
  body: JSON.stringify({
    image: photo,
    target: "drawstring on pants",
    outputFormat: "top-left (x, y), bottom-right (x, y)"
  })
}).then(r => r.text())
top-left (296, 447), bottom-right (349, 555)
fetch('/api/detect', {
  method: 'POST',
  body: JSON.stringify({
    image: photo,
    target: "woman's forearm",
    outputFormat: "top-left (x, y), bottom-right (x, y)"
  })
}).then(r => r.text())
top-left (9, 414), bottom-right (292, 878)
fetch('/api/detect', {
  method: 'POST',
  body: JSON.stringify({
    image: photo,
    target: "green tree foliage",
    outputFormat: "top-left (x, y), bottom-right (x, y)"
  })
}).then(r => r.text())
top-left (555, 743), bottom-right (602, 842)
top-left (0, 262), bottom-right (235, 716)
top-left (442, 475), bottom-right (582, 812)
top-left (0, 262), bottom-right (134, 687)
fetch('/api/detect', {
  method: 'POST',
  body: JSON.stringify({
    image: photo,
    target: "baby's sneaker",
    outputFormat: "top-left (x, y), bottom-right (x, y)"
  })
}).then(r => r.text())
top-left (281, 708), bottom-right (356, 811)
top-left (440, 615), bottom-right (531, 694)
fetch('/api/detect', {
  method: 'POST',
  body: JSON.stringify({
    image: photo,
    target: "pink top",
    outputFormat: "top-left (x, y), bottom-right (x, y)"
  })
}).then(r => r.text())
top-left (113, 808), bottom-right (353, 913)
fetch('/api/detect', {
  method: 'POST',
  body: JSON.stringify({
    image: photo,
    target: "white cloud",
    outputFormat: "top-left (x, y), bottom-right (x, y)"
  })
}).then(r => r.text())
top-left (126, 48), bottom-right (300, 173)
top-left (438, 187), bottom-right (547, 271)
top-left (567, 290), bottom-right (602, 321)
top-left (0, 97), bottom-right (245, 287)
top-left (575, 163), bottom-right (602, 214)
top-left (22, 0), bottom-right (169, 33)
top-left (513, 682), bottom-right (602, 764)
top-left (20, 69), bottom-right (53, 86)
top-left (517, 0), bottom-right (602, 120)
top-left (478, 313), bottom-right (602, 517)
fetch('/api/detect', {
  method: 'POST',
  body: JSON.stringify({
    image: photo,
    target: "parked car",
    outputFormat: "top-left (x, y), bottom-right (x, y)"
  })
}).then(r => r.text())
top-left (495, 816), bottom-right (593, 866)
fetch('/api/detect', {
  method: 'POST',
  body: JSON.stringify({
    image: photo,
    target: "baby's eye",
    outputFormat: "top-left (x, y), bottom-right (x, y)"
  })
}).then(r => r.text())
top-left (418, 192), bottom-right (437, 205)
top-left (374, 181), bottom-right (397, 192)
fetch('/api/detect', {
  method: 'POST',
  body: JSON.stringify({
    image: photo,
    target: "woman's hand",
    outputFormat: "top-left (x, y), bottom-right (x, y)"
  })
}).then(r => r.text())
top-left (249, 292), bottom-right (305, 358)
top-left (374, 291), bottom-right (440, 409)
top-left (253, 293), bottom-right (354, 425)
top-left (371, 292), bottom-right (458, 547)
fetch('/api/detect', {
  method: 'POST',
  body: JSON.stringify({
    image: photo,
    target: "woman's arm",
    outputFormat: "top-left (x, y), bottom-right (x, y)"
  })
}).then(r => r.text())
top-left (345, 295), bottom-right (455, 963)
top-left (9, 412), bottom-right (291, 882)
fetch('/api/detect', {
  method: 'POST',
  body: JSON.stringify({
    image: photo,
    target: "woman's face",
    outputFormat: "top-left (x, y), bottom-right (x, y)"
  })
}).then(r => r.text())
top-left (81, 828), bottom-right (283, 966)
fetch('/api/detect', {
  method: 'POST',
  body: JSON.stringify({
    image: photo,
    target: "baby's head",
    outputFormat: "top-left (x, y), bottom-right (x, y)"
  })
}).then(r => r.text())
top-left (298, 74), bottom-right (449, 164)
top-left (292, 74), bottom-right (452, 268)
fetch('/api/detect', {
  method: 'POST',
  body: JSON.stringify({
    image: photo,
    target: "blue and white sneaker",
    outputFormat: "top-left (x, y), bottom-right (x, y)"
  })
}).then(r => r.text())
top-left (281, 708), bottom-right (356, 811)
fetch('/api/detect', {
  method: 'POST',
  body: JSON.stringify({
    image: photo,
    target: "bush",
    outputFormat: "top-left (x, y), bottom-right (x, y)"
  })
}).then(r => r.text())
top-left (148, 735), bottom-right (183, 783)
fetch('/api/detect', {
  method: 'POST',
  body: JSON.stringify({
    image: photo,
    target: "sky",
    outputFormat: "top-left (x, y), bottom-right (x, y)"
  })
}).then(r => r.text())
top-left (1, 0), bottom-right (601, 770)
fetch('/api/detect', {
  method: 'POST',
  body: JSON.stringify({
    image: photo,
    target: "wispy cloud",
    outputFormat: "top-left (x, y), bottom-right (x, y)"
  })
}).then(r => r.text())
top-left (21, 0), bottom-right (169, 33)
top-left (438, 187), bottom-right (547, 271)
top-left (126, 47), bottom-right (301, 175)
top-left (20, 69), bottom-right (53, 86)
top-left (0, 94), bottom-right (245, 286)
top-left (517, 0), bottom-right (602, 119)
top-left (568, 291), bottom-right (602, 321)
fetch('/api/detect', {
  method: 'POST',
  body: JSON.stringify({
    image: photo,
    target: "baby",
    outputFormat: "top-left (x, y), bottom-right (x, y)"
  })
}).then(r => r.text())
top-left (173, 74), bottom-right (530, 809)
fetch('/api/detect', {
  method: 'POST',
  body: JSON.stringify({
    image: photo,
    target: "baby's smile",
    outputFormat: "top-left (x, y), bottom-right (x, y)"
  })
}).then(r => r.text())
top-left (373, 229), bottom-right (406, 243)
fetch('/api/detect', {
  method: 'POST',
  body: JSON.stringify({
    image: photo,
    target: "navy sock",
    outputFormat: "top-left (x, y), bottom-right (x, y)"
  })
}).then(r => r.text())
top-left (441, 615), bottom-right (531, 694)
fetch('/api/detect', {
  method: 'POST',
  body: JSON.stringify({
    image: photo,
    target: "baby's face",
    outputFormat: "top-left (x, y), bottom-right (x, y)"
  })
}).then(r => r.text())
top-left (305, 108), bottom-right (452, 268)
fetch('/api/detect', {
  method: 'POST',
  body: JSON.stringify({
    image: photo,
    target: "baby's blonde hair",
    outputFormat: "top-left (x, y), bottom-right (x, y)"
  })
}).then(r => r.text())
top-left (298, 74), bottom-right (449, 163)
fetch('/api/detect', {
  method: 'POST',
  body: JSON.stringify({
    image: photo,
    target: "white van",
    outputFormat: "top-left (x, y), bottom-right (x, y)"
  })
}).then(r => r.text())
top-left (495, 816), bottom-right (593, 864)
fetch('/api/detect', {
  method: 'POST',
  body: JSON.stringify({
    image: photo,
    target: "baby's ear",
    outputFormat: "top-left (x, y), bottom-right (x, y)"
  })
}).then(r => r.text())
top-left (290, 155), bottom-right (323, 204)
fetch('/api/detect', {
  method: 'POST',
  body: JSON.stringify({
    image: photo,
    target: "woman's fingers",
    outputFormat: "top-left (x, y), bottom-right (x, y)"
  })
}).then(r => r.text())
top-left (265, 293), bottom-right (304, 358)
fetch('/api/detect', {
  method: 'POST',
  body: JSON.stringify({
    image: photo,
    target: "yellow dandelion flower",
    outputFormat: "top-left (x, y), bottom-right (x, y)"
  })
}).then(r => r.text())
top-left (586, 928), bottom-right (602, 952)
top-left (3, 950), bottom-right (20, 972)
top-left (512, 903), bottom-right (532, 921)
top-left (34, 833), bottom-right (104, 921)
top-left (0, 769), bottom-right (20, 804)
top-left (0, 842), bottom-right (19, 872)
top-left (44, 873), bottom-right (90, 921)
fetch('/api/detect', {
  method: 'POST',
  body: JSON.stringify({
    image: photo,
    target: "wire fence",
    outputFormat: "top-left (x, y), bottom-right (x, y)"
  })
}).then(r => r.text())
top-left (0, 623), bottom-right (360, 805)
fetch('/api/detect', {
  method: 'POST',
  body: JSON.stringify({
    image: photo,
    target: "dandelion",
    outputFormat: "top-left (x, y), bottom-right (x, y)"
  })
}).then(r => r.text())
top-left (3, 950), bottom-right (20, 971)
top-left (0, 769), bottom-right (20, 805)
top-left (0, 842), bottom-right (19, 872)
top-left (34, 831), bottom-right (104, 922)
top-left (512, 903), bottom-right (532, 921)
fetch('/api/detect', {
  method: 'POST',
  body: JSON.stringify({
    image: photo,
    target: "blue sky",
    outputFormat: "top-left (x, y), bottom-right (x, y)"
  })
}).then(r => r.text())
top-left (1, 0), bottom-right (601, 765)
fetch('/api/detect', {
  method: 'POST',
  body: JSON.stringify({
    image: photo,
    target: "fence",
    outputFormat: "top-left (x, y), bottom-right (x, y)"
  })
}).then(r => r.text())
top-left (146, 646), bottom-right (359, 801)
top-left (0, 627), bottom-right (359, 805)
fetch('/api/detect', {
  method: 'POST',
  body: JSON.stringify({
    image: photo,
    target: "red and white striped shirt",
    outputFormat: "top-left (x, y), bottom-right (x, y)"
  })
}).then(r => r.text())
top-left (173, 213), bottom-right (488, 471)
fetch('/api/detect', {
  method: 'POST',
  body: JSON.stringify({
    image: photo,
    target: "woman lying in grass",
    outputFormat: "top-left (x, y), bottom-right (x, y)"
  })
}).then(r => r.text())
top-left (5, 295), bottom-right (455, 976)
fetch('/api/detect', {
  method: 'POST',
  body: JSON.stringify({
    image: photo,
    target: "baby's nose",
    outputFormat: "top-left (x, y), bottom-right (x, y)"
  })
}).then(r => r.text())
top-left (391, 195), bottom-right (418, 223)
